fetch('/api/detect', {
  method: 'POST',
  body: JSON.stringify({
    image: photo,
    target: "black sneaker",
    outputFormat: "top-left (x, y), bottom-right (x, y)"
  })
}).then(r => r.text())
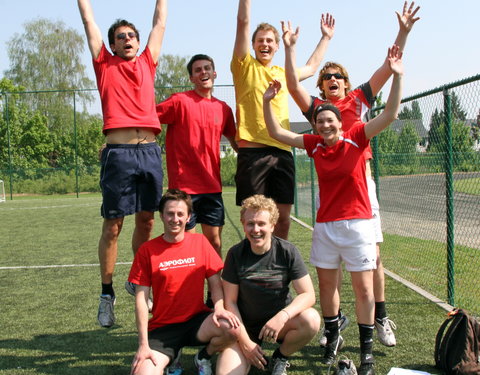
top-left (323, 335), bottom-right (344, 365)
top-left (358, 354), bottom-right (375, 375)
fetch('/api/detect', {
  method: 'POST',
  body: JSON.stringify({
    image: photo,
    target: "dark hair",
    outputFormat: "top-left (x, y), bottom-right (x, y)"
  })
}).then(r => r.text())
top-left (158, 189), bottom-right (192, 215)
top-left (314, 104), bottom-right (342, 122)
top-left (187, 54), bottom-right (215, 76)
top-left (108, 19), bottom-right (140, 47)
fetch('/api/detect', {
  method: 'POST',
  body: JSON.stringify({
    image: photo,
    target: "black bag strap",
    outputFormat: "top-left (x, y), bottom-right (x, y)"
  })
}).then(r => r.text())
top-left (435, 313), bottom-right (454, 368)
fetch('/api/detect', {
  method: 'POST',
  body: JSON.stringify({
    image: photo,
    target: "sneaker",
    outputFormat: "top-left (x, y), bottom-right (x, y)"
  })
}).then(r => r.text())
top-left (320, 312), bottom-right (350, 347)
top-left (194, 352), bottom-right (212, 375)
top-left (97, 294), bottom-right (116, 328)
top-left (270, 356), bottom-right (290, 375)
top-left (125, 281), bottom-right (153, 313)
top-left (166, 349), bottom-right (183, 375)
top-left (358, 354), bottom-right (375, 375)
top-left (336, 357), bottom-right (357, 375)
top-left (375, 317), bottom-right (397, 347)
top-left (125, 281), bottom-right (136, 296)
top-left (323, 335), bottom-right (344, 365)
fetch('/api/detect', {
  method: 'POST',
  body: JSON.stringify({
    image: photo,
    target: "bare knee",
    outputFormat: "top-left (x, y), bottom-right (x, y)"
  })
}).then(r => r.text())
top-left (297, 308), bottom-right (321, 336)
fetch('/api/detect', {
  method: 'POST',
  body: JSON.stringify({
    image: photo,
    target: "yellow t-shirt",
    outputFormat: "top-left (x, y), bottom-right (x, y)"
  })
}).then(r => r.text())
top-left (231, 53), bottom-right (291, 151)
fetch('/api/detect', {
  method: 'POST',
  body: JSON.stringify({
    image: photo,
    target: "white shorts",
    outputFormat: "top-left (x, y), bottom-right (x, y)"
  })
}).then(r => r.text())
top-left (367, 178), bottom-right (383, 244)
top-left (310, 219), bottom-right (377, 272)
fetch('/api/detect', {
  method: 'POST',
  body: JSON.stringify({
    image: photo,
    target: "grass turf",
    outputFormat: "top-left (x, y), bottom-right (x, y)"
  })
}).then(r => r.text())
top-left (0, 191), bottom-right (446, 374)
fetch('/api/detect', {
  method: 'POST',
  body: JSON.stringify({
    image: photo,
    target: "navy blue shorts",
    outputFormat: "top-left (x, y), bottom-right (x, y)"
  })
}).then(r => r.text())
top-left (148, 311), bottom-right (211, 364)
top-left (186, 193), bottom-right (225, 230)
top-left (100, 143), bottom-right (163, 219)
top-left (235, 147), bottom-right (295, 206)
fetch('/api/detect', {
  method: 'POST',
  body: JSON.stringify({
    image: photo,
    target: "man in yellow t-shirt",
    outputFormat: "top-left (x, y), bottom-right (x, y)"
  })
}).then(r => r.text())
top-left (231, 0), bottom-right (334, 239)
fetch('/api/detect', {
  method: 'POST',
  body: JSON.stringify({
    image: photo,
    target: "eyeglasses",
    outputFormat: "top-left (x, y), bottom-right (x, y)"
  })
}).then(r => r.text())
top-left (116, 32), bottom-right (137, 40)
top-left (322, 73), bottom-right (345, 80)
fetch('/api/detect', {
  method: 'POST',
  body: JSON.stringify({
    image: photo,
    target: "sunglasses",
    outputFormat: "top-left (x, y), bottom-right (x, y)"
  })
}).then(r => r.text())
top-left (322, 73), bottom-right (345, 80)
top-left (116, 32), bottom-right (137, 40)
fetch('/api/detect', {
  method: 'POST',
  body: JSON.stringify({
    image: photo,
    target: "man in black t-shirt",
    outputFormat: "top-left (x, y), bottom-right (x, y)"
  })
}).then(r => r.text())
top-left (220, 194), bottom-right (320, 375)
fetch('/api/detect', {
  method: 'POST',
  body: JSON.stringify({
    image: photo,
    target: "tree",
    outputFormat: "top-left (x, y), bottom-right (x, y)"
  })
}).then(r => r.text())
top-left (155, 54), bottom-right (192, 102)
top-left (427, 91), bottom-right (467, 152)
top-left (398, 100), bottom-right (423, 121)
top-left (5, 18), bottom-right (94, 133)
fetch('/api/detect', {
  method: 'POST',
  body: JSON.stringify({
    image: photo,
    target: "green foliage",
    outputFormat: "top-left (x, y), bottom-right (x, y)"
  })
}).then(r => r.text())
top-left (220, 149), bottom-right (237, 186)
top-left (398, 100), bottom-right (423, 120)
top-left (155, 54), bottom-right (192, 102)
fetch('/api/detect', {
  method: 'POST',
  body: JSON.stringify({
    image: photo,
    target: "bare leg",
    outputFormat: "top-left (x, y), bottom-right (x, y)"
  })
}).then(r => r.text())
top-left (201, 224), bottom-right (223, 258)
top-left (132, 211), bottom-right (155, 255)
top-left (373, 244), bottom-right (385, 302)
top-left (98, 217), bottom-right (124, 284)
top-left (278, 308), bottom-right (321, 356)
top-left (350, 270), bottom-right (375, 325)
top-left (316, 268), bottom-right (340, 317)
top-left (274, 203), bottom-right (291, 240)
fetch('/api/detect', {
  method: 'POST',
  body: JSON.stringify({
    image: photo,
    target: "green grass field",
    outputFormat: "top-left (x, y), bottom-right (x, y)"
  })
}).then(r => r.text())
top-left (0, 191), bottom-right (447, 374)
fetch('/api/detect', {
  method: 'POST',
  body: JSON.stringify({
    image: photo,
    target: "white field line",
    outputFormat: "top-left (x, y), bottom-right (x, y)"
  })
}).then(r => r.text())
top-left (0, 262), bottom-right (132, 270)
top-left (0, 202), bottom-right (100, 211)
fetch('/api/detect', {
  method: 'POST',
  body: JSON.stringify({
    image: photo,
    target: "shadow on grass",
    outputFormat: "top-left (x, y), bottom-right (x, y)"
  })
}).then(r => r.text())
top-left (0, 328), bottom-right (136, 374)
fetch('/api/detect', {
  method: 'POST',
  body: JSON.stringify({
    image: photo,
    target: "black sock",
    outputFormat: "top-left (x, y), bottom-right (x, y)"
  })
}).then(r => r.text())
top-left (375, 301), bottom-right (387, 321)
top-left (358, 323), bottom-right (374, 355)
top-left (102, 282), bottom-right (114, 297)
top-left (197, 346), bottom-right (212, 360)
top-left (272, 348), bottom-right (288, 360)
top-left (324, 315), bottom-right (340, 344)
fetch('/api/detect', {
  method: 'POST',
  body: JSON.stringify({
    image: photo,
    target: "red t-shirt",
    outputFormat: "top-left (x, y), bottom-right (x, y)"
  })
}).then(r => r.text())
top-left (303, 125), bottom-right (372, 223)
top-left (128, 232), bottom-right (223, 331)
top-left (93, 44), bottom-right (161, 134)
top-left (304, 83), bottom-right (374, 158)
top-left (157, 91), bottom-right (236, 194)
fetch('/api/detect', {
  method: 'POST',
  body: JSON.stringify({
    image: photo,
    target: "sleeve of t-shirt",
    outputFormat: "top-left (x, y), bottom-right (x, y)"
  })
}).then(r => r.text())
top-left (303, 133), bottom-right (322, 157)
top-left (221, 244), bottom-right (240, 285)
top-left (202, 235), bottom-right (224, 279)
top-left (222, 104), bottom-right (236, 138)
top-left (349, 123), bottom-right (370, 149)
top-left (141, 46), bottom-right (158, 74)
top-left (286, 241), bottom-right (309, 281)
top-left (156, 95), bottom-right (177, 124)
top-left (302, 95), bottom-right (317, 125)
top-left (357, 82), bottom-right (375, 108)
top-left (128, 244), bottom-right (152, 287)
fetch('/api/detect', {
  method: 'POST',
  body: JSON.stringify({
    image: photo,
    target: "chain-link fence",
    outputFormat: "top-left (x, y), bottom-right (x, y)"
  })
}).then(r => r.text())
top-left (293, 74), bottom-right (480, 315)
top-left (2, 77), bottom-right (479, 314)
top-left (0, 85), bottom-right (237, 198)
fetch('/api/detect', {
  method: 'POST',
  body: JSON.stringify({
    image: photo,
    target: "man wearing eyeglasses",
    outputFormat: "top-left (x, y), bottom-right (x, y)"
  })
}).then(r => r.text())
top-left (77, 0), bottom-right (167, 328)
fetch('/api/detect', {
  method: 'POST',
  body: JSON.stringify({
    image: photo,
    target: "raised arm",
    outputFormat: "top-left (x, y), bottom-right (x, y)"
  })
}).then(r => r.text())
top-left (364, 45), bottom-right (403, 140)
top-left (233, 0), bottom-right (251, 60)
top-left (77, 0), bottom-right (103, 59)
top-left (369, 1), bottom-right (420, 96)
top-left (296, 14), bottom-right (335, 81)
top-left (146, 0), bottom-right (167, 62)
top-left (282, 21), bottom-right (313, 112)
top-left (263, 80), bottom-right (305, 149)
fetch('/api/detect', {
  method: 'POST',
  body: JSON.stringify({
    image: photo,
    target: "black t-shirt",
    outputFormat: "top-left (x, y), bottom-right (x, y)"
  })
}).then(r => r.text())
top-left (222, 236), bottom-right (308, 328)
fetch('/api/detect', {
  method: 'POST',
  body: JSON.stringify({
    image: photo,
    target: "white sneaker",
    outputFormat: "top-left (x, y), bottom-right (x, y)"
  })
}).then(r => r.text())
top-left (166, 349), bottom-right (183, 375)
top-left (194, 352), bottom-right (212, 375)
top-left (375, 317), bottom-right (397, 347)
top-left (97, 295), bottom-right (115, 328)
top-left (270, 356), bottom-right (290, 375)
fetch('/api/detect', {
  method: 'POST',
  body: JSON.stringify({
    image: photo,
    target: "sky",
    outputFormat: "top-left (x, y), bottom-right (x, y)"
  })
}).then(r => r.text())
top-left (1, 0), bottom-right (479, 121)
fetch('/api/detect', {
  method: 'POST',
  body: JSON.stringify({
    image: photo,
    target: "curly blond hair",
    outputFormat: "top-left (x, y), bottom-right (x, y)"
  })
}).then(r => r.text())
top-left (240, 195), bottom-right (279, 225)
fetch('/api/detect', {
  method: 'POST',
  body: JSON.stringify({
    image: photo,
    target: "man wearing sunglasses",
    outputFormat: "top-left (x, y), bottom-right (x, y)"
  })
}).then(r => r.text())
top-left (282, 1), bottom-right (420, 354)
top-left (77, 0), bottom-right (167, 328)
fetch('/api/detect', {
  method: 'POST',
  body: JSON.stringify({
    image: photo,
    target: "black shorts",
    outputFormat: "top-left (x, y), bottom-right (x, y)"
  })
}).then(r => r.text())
top-left (148, 311), bottom-right (211, 364)
top-left (186, 193), bottom-right (225, 230)
top-left (99, 143), bottom-right (163, 219)
top-left (235, 147), bottom-right (295, 206)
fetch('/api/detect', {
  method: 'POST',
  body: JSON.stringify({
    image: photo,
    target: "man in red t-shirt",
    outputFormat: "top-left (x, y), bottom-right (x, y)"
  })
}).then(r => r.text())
top-left (128, 189), bottom-right (240, 375)
top-left (77, 0), bottom-right (167, 328)
top-left (283, 2), bottom-right (420, 348)
top-left (156, 54), bottom-right (237, 258)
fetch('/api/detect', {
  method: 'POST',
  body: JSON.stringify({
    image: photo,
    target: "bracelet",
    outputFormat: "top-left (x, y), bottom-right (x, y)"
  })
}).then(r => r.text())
top-left (280, 309), bottom-right (290, 320)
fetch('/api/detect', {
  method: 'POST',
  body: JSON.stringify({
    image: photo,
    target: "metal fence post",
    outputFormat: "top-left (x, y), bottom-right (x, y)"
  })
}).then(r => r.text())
top-left (443, 88), bottom-right (455, 306)
top-left (293, 147), bottom-right (298, 217)
top-left (73, 91), bottom-right (79, 198)
top-left (5, 93), bottom-right (13, 200)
